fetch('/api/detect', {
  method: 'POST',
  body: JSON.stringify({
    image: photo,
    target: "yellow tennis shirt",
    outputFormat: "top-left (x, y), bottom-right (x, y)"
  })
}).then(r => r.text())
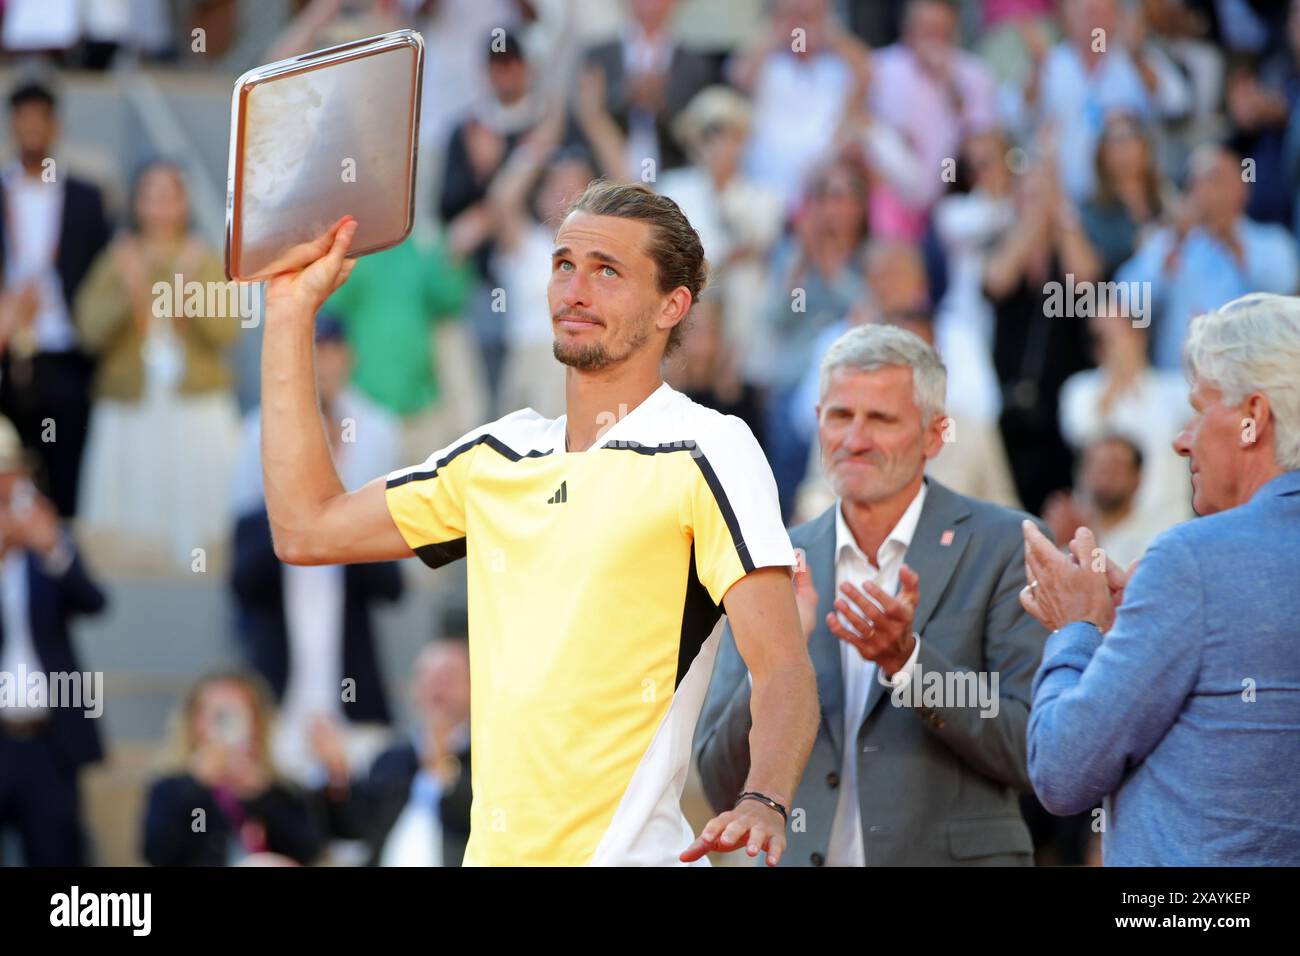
top-left (385, 382), bottom-right (794, 865)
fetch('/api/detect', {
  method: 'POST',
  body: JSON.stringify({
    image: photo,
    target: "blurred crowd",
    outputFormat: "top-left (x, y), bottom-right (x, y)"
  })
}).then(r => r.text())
top-left (2, 0), bottom-right (1299, 866)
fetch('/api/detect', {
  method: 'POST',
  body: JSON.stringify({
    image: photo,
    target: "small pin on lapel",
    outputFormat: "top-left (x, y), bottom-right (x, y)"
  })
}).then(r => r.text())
top-left (940, 529), bottom-right (955, 547)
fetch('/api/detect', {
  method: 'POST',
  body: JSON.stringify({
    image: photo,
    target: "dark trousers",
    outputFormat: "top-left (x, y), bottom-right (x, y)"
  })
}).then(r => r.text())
top-left (0, 350), bottom-right (93, 517)
top-left (1020, 792), bottom-right (1096, 867)
top-left (0, 726), bottom-right (87, 866)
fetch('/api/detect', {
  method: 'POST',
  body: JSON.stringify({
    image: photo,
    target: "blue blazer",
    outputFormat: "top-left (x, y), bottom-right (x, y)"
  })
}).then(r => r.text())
top-left (0, 545), bottom-right (108, 769)
top-left (1029, 469), bottom-right (1300, 865)
top-left (0, 175), bottom-right (111, 310)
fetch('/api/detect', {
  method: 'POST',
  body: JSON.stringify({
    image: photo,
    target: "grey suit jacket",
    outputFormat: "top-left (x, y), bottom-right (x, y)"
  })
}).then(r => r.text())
top-left (583, 40), bottom-right (715, 171)
top-left (693, 479), bottom-right (1048, 866)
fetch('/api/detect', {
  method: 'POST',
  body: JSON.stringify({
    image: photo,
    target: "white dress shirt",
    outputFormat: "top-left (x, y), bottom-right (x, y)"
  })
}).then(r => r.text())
top-left (826, 485), bottom-right (926, 866)
top-left (274, 431), bottom-right (350, 782)
top-left (379, 724), bottom-right (470, 868)
top-left (2, 162), bottom-right (74, 353)
top-left (0, 545), bottom-right (68, 716)
top-left (380, 769), bottom-right (445, 868)
top-left (0, 548), bottom-right (39, 715)
top-left (1, 0), bottom-right (78, 50)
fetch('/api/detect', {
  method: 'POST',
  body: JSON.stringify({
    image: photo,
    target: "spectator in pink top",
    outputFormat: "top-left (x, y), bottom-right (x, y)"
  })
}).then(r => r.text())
top-left (983, 0), bottom-right (1054, 25)
top-left (869, 0), bottom-right (999, 238)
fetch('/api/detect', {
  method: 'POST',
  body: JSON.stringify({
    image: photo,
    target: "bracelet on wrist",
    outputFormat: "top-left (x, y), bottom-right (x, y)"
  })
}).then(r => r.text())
top-left (734, 791), bottom-right (788, 824)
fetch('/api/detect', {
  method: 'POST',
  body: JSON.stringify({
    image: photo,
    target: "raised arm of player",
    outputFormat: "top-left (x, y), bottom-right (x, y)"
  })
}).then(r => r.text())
top-left (259, 216), bottom-right (413, 566)
top-left (680, 566), bottom-right (818, 865)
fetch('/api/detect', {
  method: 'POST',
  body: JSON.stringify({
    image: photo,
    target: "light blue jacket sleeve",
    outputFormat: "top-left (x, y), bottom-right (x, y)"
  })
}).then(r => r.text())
top-left (1027, 531), bottom-right (1205, 814)
top-left (1114, 228), bottom-right (1171, 316)
top-left (1244, 222), bottom-right (1300, 296)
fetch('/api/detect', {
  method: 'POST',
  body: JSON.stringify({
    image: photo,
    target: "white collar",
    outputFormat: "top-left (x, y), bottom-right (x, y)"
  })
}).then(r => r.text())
top-left (551, 380), bottom-right (677, 453)
top-left (623, 22), bottom-right (673, 60)
top-left (476, 93), bottom-right (541, 135)
top-left (835, 481), bottom-right (928, 568)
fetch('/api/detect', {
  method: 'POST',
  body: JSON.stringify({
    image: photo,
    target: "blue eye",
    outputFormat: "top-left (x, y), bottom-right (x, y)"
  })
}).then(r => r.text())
top-left (556, 260), bottom-right (573, 272)
top-left (601, 265), bottom-right (617, 277)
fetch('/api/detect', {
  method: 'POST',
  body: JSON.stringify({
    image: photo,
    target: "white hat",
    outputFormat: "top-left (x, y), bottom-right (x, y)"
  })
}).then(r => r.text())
top-left (673, 85), bottom-right (753, 153)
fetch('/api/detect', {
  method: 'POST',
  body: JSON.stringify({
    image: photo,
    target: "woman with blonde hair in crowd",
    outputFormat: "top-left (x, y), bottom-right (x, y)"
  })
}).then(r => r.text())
top-left (141, 670), bottom-right (322, 867)
top-left (74, 159), bottom-right (241, 567)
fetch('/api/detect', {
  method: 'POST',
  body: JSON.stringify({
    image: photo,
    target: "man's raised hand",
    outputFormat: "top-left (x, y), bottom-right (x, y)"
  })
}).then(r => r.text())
top-left (264, 216), bottom-right (358, 312)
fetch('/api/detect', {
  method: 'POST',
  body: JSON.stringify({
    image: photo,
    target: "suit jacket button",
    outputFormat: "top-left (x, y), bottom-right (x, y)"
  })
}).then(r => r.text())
top-left (825, 772), bottom-right (840, 789)
top-left (810, 852), bottom-right (824, 867)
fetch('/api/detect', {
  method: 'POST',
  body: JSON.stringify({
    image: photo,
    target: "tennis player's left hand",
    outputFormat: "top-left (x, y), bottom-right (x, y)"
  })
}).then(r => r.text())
top-left (680, 799), bottom-right (787, 865)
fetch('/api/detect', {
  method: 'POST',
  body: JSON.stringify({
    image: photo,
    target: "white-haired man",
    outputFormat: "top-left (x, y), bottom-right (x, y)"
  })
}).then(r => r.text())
top-left (1022, 292), bottom-right (1300, 865)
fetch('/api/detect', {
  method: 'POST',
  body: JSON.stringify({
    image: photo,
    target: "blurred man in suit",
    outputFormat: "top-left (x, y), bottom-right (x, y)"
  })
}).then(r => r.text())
top-left (364, 637), bottom-right (472, 867)
top-left (0, 415), bottom-right (107, 865)
top-left (583, 0), bottom-right (715, 175)
top-left (696, 324), bottom-right (1046, 866)
top-left (1042, 433), bottom-right (1154, 570)
top-left (314, 633), bottom-right (472, 867)
top-left (0, 81), bottom-right (111, 517)
top-left (1022, 292), bottom-right (1300, 865)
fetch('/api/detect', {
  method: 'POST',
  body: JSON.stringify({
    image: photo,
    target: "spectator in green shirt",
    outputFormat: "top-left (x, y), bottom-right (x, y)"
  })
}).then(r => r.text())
top-left (326, 233), bottom-right (476, 463)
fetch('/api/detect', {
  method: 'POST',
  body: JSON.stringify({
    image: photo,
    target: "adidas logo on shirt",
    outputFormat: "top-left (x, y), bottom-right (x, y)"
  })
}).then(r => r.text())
top-left (546, 480), bottom-right (568, 504)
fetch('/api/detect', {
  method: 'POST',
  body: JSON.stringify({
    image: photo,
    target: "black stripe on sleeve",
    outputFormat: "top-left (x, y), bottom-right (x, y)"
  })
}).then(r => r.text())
top-left (676, 542), bottom-right (724, 689)
top-left (386, 434), bottom-right (553, 489)
top-left (413, 538), bottom-right (468, 569)
top-left (388, 433), bottom-right (550, 569)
